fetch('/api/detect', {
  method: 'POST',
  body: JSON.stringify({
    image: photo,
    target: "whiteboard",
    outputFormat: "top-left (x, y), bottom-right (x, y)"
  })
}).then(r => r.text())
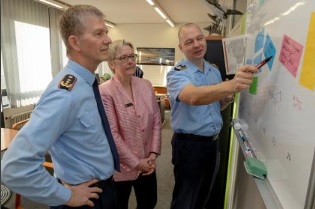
top-left (238, 0), bottom-right (315, 209)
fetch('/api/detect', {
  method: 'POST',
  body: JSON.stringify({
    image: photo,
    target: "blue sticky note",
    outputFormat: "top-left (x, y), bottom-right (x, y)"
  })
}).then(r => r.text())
top-left (255, 29), bottom-right (265, 53)
top-left (263, 34), bottom-right (276, 70)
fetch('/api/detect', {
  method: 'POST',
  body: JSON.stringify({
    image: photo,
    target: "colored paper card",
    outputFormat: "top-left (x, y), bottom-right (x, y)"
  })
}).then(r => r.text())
top-left (299, 12), bottom-right (315, 91)
top-left (249, 77), bottom-right (258, 95)
top-left (255, 29), bottom-right (265, 53)
top-left (279, 35), bottom-right (304, 78)
top-left (263, 34), bottom-right (276, 70)
top-left (222, 35), bottom-right (247, 75)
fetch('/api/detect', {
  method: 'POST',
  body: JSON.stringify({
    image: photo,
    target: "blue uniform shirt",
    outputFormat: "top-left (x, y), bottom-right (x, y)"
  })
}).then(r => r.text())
top-left (1, 60), bottom-right (115, 206)
top-left (167, 59), bottom-right (223, 136)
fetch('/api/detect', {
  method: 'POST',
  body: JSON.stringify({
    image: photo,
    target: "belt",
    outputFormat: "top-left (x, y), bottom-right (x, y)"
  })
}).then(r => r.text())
top-left (91, 176), bottom-right (113, 188)
top-left (174, 132), bottom-right (218, 141)
top-left (57, 176), bottom-right (113, 188)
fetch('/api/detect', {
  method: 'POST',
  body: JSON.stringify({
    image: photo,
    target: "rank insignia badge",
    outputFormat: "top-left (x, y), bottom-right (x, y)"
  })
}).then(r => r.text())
top-left (59, 74), bottom-right (77, 91)
top-left (174, 64), bottom-right (187, 71)
top-left (210, 62), bottom-right (219, 69)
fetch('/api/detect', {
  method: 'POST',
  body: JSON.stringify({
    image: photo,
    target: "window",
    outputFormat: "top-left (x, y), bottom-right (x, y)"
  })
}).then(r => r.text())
top-left (14, 21), bottom-right (53, 106)
top-left (1, 0), bottom-right (65, 108)
top-left (1, 52), bottom-right (10, 109)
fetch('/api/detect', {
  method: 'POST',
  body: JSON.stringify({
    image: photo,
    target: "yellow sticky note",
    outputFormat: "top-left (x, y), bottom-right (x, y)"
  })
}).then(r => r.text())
top-left (299, 12), bottom-right (315, 91)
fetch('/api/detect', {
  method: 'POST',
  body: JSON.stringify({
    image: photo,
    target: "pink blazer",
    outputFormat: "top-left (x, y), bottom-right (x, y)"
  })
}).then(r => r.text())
top-left (99, 76), bottom-right (162, 181)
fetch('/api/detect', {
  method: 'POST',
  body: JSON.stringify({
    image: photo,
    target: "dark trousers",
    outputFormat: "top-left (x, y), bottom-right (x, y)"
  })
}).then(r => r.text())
top-left (170, 134), bottom-right (220, 209)
top-left (50, 180), bottom-right (117, 209)
top-left (114, 171), bottom-right (157, 209)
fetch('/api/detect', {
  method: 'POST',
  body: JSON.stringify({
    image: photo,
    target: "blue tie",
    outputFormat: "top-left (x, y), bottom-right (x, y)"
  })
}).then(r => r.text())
top-left (93, 79), bottom-right (120, 171)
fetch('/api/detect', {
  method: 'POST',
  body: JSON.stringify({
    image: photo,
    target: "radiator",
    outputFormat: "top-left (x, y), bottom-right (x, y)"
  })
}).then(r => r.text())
top-left (5, 110), bottom-right (32, 128)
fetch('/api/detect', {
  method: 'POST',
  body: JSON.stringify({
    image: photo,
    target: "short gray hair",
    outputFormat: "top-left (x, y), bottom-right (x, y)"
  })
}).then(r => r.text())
top-left (178, 23), bottom-right (201, 40)
top-left (59, 5), bottom-right (105, 53)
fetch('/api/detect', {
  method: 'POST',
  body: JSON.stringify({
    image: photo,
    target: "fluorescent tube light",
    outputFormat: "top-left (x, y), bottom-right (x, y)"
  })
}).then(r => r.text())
top-left (145, 0), bottom-right (175, 27)
top-left (154, 7), bottom-right (167, 19)
top-left (146, 0), bottom-right (155, 6)
top-left (166, 19), bottom-right (175, 27)
top-left (39, 0), bottom-right (65, 9)
top-left (105, 21), bottom-right (115, 28)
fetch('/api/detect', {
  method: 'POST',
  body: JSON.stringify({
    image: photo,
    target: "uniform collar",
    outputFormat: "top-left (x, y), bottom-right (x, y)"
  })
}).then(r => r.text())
top-left (179, 59), bottom-right (209, 74)
top-left (66, 59), bottom-right (96, 86)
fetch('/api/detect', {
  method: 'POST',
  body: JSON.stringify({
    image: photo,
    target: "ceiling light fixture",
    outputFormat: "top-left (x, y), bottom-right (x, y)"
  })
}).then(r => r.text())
top-left (146, 0), bottom-right (155, 6)
top-left (154, 7), bottom-right (167, 19)
top-left (166, 19), bottom-right (175, 27)
top-left (105, 21), bottom-right (115, 28)
top-left (145, 0), bottom-right (175, 27)
top-left (38, 0), bottom-right (69, 10)
top-left (165, 19), bottom-right (175, 28)
top-left (37, 0), bottom-right (117, 28)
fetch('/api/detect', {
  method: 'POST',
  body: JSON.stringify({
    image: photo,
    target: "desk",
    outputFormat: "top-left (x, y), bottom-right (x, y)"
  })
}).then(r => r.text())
top-left (1, 128), bottom-right (18, 151)
top-left (1, 128), bottom-right (17, 205)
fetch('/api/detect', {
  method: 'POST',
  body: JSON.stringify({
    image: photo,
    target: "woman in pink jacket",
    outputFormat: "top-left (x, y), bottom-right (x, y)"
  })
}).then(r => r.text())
top-left (99, 39), bottom-right (162, 209)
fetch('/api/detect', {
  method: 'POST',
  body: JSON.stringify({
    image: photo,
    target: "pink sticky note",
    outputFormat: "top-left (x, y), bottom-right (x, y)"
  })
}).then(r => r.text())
top-left (279, 35), bottom-right (304, 77)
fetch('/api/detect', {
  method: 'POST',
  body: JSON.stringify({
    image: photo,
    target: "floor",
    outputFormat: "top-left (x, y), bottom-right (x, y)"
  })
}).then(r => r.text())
top-left (1, 110), bottom-right (174, 209)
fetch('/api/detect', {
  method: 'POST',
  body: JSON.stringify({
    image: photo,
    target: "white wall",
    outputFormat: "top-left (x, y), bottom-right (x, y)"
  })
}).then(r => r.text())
top-left (103, 22), bottom-right (210, 86)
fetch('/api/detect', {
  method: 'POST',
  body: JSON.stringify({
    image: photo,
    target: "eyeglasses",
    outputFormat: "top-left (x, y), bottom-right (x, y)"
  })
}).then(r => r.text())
top-left (114, 54), bottom-right (138, 62)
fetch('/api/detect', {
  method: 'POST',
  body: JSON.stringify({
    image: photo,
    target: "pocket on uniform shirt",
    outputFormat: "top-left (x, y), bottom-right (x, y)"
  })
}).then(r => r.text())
top-left (79, 111), bottom-right (99, 128)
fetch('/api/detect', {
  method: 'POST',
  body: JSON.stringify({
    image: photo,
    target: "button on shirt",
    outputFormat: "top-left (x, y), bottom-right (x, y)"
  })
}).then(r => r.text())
top-left (1, 60), bottom-right (115, 206)
top-left (167, 60), bottom-right (223, 136)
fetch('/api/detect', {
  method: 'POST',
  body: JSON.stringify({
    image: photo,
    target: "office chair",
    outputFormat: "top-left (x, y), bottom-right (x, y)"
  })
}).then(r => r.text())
top-left (11, 119), bottom-right (30, 130)
top-left (14, 161), bottom-right (53, 209)
top-left (11, 119), bottom-right (54, 209)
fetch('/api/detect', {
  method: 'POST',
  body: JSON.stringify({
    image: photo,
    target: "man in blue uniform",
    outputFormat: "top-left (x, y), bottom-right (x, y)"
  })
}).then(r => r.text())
top-left (167, 23), bottom-right (258, 209)
top-left (1, 5), bottom-right (119, 209)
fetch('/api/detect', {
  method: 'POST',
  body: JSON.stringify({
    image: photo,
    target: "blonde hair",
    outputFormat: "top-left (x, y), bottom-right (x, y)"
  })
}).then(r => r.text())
top-left (107, 40), bottom-right (135, 73)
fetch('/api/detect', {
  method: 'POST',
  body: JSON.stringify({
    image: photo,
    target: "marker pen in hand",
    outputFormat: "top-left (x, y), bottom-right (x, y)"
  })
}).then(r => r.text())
top-left (255, 56), bottom-right (273, 69)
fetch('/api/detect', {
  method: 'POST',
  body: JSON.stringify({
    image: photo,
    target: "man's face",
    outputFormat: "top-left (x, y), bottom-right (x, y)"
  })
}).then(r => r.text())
top-left (76, 16), bottom-right (112, 65)
top-left (178, 25), bottom-right (207, 62)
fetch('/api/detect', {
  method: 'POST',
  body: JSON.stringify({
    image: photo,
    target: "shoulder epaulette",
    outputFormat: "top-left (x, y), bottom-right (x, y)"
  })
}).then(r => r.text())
top-left (210, 62), bottom-right (219, 69)
top-left (59, 74), bottom-right (77, 91)
top-left (174, 64), bottom-right (187, 71)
